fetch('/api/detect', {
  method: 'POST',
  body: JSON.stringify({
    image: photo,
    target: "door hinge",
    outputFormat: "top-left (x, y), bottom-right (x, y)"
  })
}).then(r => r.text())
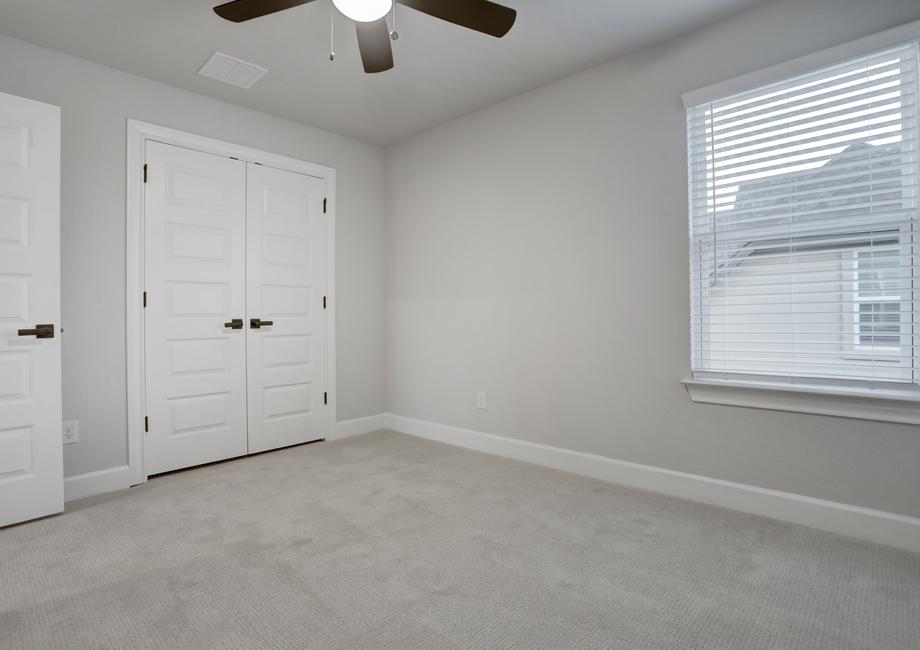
top-left (143, 163), bottom-right (148, 183)
top-left (143, 291), bottom-right (147, 308)
top-left (323, 296), bottom-right (327, 310)
top-left (324, 392), bottom-right (328, 405)
top-left (144, 416), bottom-right (149, 432)
top-left (323, 197), bottom-right (327, 214)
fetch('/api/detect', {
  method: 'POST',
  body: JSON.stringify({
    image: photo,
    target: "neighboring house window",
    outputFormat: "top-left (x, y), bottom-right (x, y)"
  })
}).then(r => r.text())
top-left (687, 42), bottom-right (920, 386)
top-left (855, 248), bottom-right (901, 348)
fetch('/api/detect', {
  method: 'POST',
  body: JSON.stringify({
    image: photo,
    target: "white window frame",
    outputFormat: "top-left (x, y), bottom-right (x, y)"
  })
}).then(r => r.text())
top-left (849, 247), bottom-right (904, 354)
top-left (682, 20), bottom-right (920, 424)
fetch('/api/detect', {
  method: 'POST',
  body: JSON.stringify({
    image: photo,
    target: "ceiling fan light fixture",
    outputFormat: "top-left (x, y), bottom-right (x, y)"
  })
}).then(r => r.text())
top-left (213, 0), bottom-right (517, 74)
top-left (332, 0), bottom-right (392, 23)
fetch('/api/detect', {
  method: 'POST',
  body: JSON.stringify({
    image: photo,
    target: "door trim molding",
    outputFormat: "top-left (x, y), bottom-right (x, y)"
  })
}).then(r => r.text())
top-left (126, 119), bottom-right (337, 486)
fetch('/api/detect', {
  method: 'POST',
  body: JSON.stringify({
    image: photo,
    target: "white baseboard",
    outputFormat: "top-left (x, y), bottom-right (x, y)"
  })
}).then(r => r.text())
top-left (385, 414), bottom-right (920, 554)
top-left (64, 464), bottom-right (135, 503)
top-left (334, 414), bottom-right (387, 440)
top-left (64, 417), bottom-right (387, 503)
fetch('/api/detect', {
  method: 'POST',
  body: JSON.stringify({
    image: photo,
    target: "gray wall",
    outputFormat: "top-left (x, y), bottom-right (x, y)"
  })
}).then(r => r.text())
top-left (0, 35), bottom-right (387, 478)
top-left (386, 0), bottom-right (920, 518)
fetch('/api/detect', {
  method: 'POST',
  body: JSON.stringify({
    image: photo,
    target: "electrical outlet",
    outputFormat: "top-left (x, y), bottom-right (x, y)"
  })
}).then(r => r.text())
top-left (476, 390), bottom-right (487, 411)
top-left (63, 420), bottom-right (79, 445)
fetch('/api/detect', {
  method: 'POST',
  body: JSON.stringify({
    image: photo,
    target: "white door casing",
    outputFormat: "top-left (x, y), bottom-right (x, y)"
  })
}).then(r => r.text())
top-left (127, 121), bottom-right (336, 486)
top-left (143, 141), bottom-right (248, 475)
top-left (246, 164), bottom-right (329, 453)
top-left (0, 91), bottom-right (63, 527)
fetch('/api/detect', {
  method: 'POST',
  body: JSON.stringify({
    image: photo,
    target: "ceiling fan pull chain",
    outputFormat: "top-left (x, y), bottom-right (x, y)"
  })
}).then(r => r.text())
top-left (390, 1), bottom-right (399, 40)
top-left (329, 3), bottom-right (335, 61)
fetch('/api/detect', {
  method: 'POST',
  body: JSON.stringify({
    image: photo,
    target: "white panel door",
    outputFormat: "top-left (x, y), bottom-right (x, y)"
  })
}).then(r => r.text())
top-left (0, 92), bottom-right (62, 527)
top-left (246, 164), bottom-right (328, 454)
top-left (144, 141), bottom-right (248, 475)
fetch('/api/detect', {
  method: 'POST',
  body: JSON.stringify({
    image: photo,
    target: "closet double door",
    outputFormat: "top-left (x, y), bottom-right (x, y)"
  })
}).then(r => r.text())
top-left (144, 141), bottom-right (329, 476)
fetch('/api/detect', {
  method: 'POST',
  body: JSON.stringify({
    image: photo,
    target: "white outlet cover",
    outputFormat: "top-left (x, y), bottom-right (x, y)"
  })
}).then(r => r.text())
top-left (63, 420), bottom-right (79, 444)
top-left (476, 390), bottom-right (487, 410)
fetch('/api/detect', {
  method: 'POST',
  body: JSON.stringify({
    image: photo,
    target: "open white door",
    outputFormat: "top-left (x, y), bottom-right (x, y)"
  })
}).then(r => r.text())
top-left (0, 91), bottom-right (63, 527)
top-left (246, 164), bottom-right (329, 453)
top-left (144, 141), bottom-right (248, 475)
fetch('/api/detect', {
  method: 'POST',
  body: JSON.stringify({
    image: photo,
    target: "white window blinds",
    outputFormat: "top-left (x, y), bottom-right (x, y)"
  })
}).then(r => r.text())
top-left (688, 43), bottom-right (920, 384)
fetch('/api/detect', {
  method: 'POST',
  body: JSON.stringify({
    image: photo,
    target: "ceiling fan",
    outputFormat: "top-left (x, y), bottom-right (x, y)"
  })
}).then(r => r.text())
top-left (213, 0), bottom-right (517, 74)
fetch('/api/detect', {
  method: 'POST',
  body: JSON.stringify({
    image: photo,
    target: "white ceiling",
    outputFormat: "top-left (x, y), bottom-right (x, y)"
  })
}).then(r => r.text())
top-left (0, 0), bottom-right (765, 145)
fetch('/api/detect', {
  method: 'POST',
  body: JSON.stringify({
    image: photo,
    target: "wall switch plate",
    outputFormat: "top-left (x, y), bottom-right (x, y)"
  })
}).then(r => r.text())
top-left (63, 420), bottom-right (79, 445)
top-left (476, 390), bottom-right (487, 410)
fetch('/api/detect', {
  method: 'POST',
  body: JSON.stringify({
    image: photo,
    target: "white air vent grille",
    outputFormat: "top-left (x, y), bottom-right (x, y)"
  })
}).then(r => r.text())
top-left (198, 52), bottom-right (268, 89)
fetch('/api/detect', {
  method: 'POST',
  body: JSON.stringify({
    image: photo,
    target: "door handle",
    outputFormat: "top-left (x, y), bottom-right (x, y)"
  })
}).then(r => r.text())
top-left (224, 318), bottom-right (244, 330)
top-left (18, 324), bottom-right (55, 339)
top-left (250, 318), bottom-right (274, 329)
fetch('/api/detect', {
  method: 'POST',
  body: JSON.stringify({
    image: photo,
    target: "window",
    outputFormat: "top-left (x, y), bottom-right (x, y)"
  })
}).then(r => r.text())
top-left (856, 248), bottom-right (902, 347)
top-left (687, 42), bottom-right (920, 389)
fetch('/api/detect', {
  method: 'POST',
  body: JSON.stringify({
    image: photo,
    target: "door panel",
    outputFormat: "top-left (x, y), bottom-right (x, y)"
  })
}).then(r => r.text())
top-left (144, 142), bottom-right (248, 475)
top-left (246, 164), bottom-right (328, 454)
top-left (0, 91), bottom-right (62, 527)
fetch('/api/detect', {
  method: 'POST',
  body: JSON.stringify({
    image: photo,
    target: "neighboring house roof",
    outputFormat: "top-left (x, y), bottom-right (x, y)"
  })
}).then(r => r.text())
top-left (710, 140), bottom-right (909, 282)
top-left (726, 140), bottom-right (907, 239)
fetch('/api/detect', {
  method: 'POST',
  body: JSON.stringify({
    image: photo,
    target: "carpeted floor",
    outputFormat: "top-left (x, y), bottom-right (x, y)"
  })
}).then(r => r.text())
top-left (1, 431), bottom-right (918, 649)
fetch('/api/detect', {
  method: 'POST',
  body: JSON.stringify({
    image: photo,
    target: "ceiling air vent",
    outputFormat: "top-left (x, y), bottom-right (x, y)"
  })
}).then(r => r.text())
top-left (198, 52), bottom-right (267, 89)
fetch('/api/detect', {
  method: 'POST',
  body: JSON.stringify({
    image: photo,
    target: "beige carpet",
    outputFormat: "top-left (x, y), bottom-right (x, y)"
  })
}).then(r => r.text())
top-left (1, 430), bottom-right (918, 649)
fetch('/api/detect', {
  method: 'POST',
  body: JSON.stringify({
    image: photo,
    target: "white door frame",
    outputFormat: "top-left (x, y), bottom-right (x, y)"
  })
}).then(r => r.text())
top-left (126, 119), bottom-right (337, 485)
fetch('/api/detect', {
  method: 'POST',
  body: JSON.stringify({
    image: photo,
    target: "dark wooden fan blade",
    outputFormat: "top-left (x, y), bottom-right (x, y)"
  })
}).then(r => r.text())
top-left (355, 19), bottom-right (394, 74)
top-left (397, 0), bottom-right (516, 38)
top-left (214, 0), bottom-right (316, 22)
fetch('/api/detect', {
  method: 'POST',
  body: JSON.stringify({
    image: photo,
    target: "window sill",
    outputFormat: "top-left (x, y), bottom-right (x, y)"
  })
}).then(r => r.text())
top-left (682, 377), bottom-right (920, 425)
